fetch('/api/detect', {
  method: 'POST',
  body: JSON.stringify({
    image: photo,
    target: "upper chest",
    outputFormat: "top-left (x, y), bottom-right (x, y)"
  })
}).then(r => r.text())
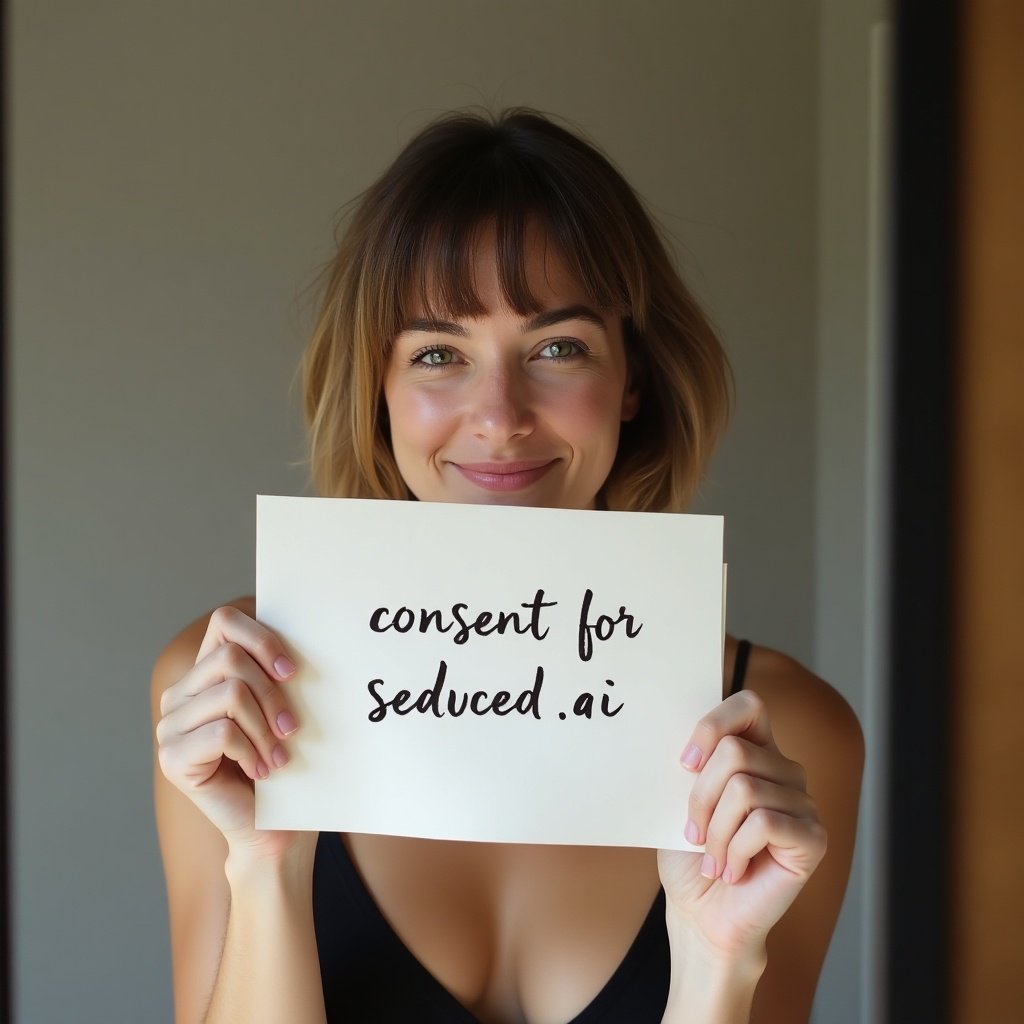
top-left (309, 639), bottom-right (746, 1021)
top-left (337, 834), bottom-right (663, 1024)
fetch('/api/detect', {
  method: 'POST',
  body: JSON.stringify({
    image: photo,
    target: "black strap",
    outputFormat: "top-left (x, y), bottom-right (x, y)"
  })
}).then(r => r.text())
top-left (729, 639), bottom-right (751, 697)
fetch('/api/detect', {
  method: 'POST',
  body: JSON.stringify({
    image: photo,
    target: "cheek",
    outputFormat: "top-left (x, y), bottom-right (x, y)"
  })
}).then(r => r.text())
top-left (550, 378), bottom-right (626, 439)
top-left (387, 384), bottom-right (461, 450)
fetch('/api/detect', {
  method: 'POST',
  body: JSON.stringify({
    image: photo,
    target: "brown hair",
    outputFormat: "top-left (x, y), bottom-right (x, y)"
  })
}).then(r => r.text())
top-left (302, 108), bottom-right (731, 511)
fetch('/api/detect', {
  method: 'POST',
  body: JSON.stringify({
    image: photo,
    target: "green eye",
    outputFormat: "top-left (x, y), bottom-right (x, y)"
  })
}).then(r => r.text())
top-left (416, 348), bottom-right (454, 366)
top-left (541, 340), bottom-right (579, 359)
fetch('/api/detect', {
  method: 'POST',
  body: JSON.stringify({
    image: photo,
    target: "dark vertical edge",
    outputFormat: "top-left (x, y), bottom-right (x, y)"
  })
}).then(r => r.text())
top-left (0, 0), bottom-right (9, 1015)
top-left (887, 1), bottom-right (958, 1022)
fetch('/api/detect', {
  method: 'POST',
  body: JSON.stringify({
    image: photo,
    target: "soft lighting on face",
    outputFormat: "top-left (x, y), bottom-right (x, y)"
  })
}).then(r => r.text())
top-left (384, 227), bottom-right (638, 510)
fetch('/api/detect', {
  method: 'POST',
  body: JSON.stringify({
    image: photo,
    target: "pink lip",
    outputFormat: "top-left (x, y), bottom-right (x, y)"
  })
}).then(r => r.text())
top-left (451, 459), bottom-right (558, 491)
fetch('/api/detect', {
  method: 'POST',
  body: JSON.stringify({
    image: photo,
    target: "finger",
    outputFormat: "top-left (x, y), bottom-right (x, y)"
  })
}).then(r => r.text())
top-left (158, 718), bottom-right (268, 790)
top-left (685, 734), bottom-right (807, 844)
top-left (161, 641), bottom-right (259, 713)
top-left (195, 605), bottom-right (296, 683)
top-left (721, 807), bottom-right (827, 885)
top-left (680, 690), bottom-right (777, 774)
top-left (697, 774), bottom-right (817, 879)
top-left (157, 678), bottom-right (290, 774)
top-left (160, 642), bottom-right (299, 743)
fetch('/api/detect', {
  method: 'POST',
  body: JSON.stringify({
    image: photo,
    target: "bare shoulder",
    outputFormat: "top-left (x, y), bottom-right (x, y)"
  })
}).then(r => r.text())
top-left (743, 644), bottom-right (864, 776)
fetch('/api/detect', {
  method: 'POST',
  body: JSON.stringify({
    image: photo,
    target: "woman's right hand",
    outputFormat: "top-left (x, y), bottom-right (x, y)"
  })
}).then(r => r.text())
top-left (155, 604), bottom-right (304, 861)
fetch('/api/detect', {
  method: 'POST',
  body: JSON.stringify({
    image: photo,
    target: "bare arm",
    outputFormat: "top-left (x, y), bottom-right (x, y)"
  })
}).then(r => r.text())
top-left (746, 653), bottom-right (864, 1023)
top-left (152, 600), bottom-right (327, 1024)
top-left (659, 649), bottom-right (863, 1024)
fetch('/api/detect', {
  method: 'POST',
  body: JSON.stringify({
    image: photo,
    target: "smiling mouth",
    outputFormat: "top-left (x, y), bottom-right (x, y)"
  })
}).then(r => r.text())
top-left (451, 459), bottom-right (558, 491)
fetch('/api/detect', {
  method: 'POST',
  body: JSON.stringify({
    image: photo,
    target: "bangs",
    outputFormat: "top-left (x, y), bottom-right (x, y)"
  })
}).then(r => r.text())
top-left (371, 133), bottom-right (645, 335)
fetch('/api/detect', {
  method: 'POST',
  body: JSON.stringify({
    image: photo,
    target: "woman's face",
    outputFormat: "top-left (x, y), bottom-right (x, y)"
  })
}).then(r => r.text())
top-left (383, 229), bottom-right (638, 510)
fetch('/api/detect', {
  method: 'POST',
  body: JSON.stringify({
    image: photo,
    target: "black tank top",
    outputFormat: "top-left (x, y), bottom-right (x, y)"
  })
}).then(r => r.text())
top-left (312, 640), bottom-right (753, 1022)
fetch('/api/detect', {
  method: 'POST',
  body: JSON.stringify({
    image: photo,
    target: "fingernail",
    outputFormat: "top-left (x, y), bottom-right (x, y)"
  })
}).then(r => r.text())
top-left (684, 819), bottom-right (700, 845)
top-left (723, 866), bottom-right (734, 884)
top-left (255, 760), bottom-right (269, 780)
top-left (274, 655), bottom-right (296, 678)
top-left (681, 744), bottom-right (702, 770)
top-left (276, 710), bottom-right (298, 736)
top-left (271, 745), bottom-right (289, 769)
top-left (700, 853), bottom-right (717, 879)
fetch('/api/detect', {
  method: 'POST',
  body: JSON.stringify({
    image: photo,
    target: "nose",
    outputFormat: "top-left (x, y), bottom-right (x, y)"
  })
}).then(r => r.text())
top-left (467, 362), bottom-right (535, 444)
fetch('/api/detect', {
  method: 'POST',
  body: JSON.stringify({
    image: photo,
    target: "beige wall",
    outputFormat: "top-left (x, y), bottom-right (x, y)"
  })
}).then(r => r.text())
top-left (10, 2), bottom-right (871, 1020)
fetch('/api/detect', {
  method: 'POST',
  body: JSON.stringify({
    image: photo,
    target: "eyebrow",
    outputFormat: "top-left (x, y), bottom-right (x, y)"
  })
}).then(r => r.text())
top-left (399, 304), bottom-right (608, 337)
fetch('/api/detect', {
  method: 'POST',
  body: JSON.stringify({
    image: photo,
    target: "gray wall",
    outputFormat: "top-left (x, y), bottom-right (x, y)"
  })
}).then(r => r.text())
top-left (815, 3), bottom-right (891, 1019)
top-left (10, 2), bottom-right (875, 1021)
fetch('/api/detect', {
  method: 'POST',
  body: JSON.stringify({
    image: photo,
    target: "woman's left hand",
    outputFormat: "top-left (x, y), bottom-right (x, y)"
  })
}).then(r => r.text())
top-left (657, 690), bottom-right (828, 962)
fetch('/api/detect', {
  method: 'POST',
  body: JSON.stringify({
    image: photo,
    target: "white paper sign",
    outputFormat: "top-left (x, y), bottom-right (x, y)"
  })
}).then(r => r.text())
top-left (255, 496), bottom-right (724, 850)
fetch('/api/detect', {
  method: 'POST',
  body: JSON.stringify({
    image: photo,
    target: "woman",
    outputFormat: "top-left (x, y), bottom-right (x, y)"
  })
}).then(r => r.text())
top-left (152, 109), bottom-right (863, 1023)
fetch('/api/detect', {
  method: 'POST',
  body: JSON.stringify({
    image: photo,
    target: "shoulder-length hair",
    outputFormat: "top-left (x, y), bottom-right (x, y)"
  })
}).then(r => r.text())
top-left (302, 108), bottom-right (731, 512)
